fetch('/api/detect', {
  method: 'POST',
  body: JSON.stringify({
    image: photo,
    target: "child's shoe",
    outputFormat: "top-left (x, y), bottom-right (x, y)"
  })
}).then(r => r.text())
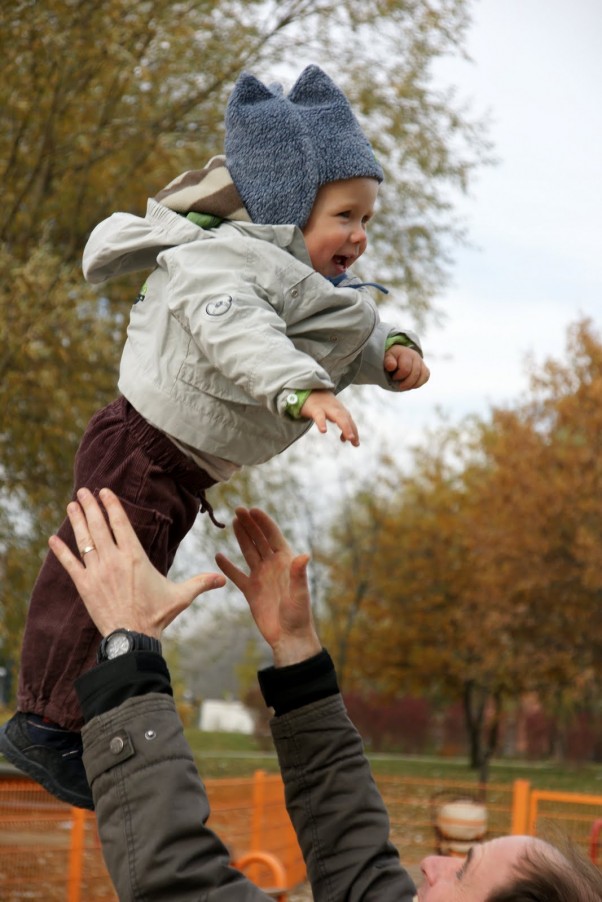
top-left (0, 712), bottom-right (93, 810)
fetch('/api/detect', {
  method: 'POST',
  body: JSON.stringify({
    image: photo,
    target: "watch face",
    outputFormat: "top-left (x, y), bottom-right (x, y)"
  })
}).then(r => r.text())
top-left (106, 632), bottom-right (132, 659)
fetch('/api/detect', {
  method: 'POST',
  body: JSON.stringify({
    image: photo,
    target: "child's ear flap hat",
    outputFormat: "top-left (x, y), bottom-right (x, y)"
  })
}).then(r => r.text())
top-left (225, 65), bottom-right (383, 228)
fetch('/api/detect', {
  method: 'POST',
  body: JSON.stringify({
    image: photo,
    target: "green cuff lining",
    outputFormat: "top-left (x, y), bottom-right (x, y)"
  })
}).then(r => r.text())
top-left (285, 389), bottom-right (312, 419)
top-left (386, 333), bottom-right (422, 357)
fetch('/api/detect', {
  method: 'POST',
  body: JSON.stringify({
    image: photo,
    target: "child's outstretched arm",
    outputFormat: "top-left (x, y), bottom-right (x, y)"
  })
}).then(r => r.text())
top-left (383, 344), bottom-right (430, 391)
top-left (299, 389), bottom-right (360, 446)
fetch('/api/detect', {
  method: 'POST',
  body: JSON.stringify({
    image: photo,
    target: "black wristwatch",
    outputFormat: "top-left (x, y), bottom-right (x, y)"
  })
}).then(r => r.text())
top-left (97, 629), bottom-right (162, 663)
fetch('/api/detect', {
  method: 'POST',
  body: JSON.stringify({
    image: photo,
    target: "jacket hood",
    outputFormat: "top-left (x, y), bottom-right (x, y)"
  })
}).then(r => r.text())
top-left (154, 155), bottom-right (251, 222)
top-left (82, 198), bottom-right (305, 286)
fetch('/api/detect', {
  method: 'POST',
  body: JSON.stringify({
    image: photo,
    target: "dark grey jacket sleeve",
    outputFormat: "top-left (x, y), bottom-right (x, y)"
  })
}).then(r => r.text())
top-left (81, 693), bottom-right (271, 902)
top-left (271, 695), bottom-right (417, 902)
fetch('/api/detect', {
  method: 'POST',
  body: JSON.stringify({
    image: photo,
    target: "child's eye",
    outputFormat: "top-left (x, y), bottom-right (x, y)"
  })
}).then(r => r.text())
top-left (337, 211), bottom-right (351, 219)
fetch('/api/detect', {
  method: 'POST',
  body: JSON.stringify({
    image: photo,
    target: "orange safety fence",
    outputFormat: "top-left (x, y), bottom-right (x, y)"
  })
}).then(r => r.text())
top-left (1, 771), bottom-right (601, 899)
top-left (590, 819), bottom-right (602, 865)
top-left (526, 788), bottom-right (602, 854)
top-left (203, 770), bottom-right (305, 889)
top-left (0, 779), bottom-right (111, 901)
top-left (0, 771), bottom-right (304, 901)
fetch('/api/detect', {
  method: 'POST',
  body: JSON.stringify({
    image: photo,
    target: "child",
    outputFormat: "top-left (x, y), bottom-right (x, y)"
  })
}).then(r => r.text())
top-left (0, 65), bottom-right (429, 809)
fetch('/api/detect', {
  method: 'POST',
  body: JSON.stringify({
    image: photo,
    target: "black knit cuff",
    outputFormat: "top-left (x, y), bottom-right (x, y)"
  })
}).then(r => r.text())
top-left (258, 648), bottom-right (339, 716)
top-left (75, 651), bottom-right (173, 722)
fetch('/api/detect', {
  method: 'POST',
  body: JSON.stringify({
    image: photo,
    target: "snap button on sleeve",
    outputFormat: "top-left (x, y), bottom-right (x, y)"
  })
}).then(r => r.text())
top-left (105, 730), bottom-right (134, 760)
top-left (110, 736), bottom-right (125, 755)
top-left (286, 393), bottom-right (299, 405)
top-left (85, 729), bottom-right (135, 782)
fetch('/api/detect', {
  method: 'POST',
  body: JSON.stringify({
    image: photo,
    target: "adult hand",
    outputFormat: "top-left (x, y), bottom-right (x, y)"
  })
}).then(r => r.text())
top-left (216, 508), bottom-right (321, 667)
top-left (49, 487), bottom-right (226, 638)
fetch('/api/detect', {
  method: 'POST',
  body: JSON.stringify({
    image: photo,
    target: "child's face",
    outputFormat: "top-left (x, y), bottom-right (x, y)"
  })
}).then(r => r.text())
top-left (301, 178), bottom-right (379, 278)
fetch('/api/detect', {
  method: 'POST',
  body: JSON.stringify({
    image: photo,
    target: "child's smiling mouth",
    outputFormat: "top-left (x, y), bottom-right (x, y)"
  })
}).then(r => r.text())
top-left (333, 254), bottom-right (351, 272)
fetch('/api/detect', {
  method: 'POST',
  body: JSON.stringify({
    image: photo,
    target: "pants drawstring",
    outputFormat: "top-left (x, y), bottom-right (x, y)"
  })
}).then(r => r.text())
top-left (200, 492), bottom-right (226, 529)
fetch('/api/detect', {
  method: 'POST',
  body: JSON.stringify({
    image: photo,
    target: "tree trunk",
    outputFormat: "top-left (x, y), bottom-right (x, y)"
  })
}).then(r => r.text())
top-left (462, 680), bottom-right (504, 787)
top-left (463, 679), bottom-right (487, 770)
top-left (478, 689), bottom-right (503, 787)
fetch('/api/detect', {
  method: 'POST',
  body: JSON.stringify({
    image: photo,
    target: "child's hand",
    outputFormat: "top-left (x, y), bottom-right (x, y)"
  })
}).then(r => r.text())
top-left (300, 389), bottom-right (360, 446)
top-left (383, 345), bottom-right (430, 391)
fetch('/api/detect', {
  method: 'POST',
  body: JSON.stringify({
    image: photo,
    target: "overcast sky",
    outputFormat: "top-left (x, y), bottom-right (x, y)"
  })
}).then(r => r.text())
top-left (393, 0), bottom-right (602, 451)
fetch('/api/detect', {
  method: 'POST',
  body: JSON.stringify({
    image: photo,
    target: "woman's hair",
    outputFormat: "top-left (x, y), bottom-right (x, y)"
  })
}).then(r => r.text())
top-left (486, 839), bottom-right (602, 902)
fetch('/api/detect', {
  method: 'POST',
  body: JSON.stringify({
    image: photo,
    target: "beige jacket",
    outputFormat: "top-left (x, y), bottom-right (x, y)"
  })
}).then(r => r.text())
top-left (83, 201), bottom-right (421, 467)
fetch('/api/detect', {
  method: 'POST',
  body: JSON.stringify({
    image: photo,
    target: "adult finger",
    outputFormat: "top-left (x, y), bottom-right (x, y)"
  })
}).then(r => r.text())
top-left (74, 488), bottom-right (117, 557)
top-left (97, 487), bottom-right (144, 552)
top-left (162, 572), bottom-right (227, 628)
top-left (48, 533), bottom-right (87, 587)
top-left (247, 508), bottom-right (292, 554)
top-left (215, 552), bottom-right (250, 594)
top-left (231, 515), bottom-right (265, 570)
top-left (234, 507), bottom-right (273, 558)
top-left (65, 499), bottom-right (100, 564)
top-left (185, 572), bottom-right (226, 597)
top-left (289, 554), bottom-right (312, 610)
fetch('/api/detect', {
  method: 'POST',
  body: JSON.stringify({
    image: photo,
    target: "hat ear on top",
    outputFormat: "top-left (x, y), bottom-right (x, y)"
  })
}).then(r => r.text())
top-left (288, 64), bottom-right (348, 107)
top-left (225, 71), bottom-right (318, 229)
top-left (225, 65), bottom-right (382, 229)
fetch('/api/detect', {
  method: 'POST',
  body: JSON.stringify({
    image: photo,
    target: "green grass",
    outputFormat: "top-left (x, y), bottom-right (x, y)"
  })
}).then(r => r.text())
top-left (2, 711), bottom-right (599, 793)
top-left (185, 729), bottom-right (281, 778)
top-left (185, 729), bottom-right (602, 792)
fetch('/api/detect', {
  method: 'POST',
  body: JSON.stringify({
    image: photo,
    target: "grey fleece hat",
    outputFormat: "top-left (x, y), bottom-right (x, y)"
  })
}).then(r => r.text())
top-left (225, 65), bottom-right (383, 228)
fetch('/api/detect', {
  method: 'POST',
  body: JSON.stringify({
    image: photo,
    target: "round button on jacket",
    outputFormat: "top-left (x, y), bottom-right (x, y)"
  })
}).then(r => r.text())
top-left (110, 736), bottom-right (125, 755)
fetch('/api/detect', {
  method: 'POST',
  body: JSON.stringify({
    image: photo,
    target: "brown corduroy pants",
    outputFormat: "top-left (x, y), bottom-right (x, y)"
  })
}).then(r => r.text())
top-left (18, 396), bottom-right (217, 730)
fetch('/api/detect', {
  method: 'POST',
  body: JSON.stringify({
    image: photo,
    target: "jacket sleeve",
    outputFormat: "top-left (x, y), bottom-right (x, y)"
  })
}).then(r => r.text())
top-left (351, 323), bottom-right (424, 391)
top-left (81, 693), bottom-right (272, 902)
top-left (270, 695), bottom-right (417, 902)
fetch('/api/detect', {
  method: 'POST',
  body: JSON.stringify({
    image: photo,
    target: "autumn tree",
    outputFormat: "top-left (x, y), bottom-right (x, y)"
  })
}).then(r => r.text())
top-left (0, 0), bottom-right (488, 687)
top-left (464, 319), bottom-right (602, 753)
top-left (319, 319), bottom-right (602, 773)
